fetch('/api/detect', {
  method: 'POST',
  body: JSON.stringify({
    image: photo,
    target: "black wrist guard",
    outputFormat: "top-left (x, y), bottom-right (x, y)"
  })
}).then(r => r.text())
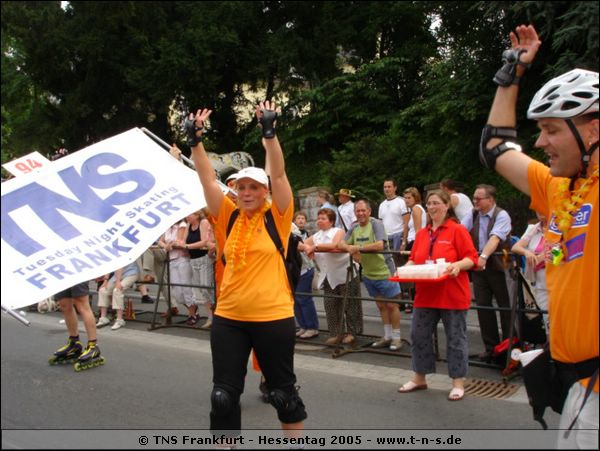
top-left (493, 48), bottom-right (530, 87)
top-left (479, 124), bottom-right (522, 169)
top-left (259, 109), bottom-right (278, 139)
top-left (184, 116), bottom-right (203, 147)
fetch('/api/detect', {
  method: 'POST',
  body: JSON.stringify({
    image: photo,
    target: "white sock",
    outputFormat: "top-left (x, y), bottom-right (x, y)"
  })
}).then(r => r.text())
top-left (392, 329), bottom-right (401, 340)
top-left (383, 324), bottom-right (393, 339)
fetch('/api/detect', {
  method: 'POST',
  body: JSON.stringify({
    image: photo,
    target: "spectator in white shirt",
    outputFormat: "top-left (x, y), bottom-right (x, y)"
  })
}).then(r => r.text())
top-left (335, 188), bottom-right (357, 231)
top-left (378, 179), bottom-right (410, 257)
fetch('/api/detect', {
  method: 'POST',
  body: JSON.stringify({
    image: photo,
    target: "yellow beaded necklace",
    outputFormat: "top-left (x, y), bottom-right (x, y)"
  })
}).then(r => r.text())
top-left (554, 165), bottom-right (599, 234)
top-left (227, 202), bottom-right (271, 272)
top-left (550, 165), bottom-right (599, 264)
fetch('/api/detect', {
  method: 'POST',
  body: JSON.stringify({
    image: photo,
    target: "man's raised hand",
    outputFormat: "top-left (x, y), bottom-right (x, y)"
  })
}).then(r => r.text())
top-left (509, 25), bottom-right (542, 67)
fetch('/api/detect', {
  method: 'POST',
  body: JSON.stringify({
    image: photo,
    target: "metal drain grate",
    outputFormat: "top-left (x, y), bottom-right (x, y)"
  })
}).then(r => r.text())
top-left (464, 378), bottom-right (520, 399)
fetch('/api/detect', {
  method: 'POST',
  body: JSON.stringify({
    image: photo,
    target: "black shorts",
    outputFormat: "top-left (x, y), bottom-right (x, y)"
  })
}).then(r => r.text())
top-left (54, 282), bottom-right (90, 301)
top-left (211, 315), bottom-right (297, 392)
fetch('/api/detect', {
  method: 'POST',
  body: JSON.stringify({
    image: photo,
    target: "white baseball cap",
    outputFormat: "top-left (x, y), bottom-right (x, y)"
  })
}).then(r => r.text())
top-left (234, 167), bottom-right (269, 187)
top-left (225, 173), bottom-right (239, 183)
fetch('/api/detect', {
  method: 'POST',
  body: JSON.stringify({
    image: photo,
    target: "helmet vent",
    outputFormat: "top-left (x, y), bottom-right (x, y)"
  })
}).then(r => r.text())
top-left (533, 103), bottom-right (552, 113)
top-left (561, 101), bottom-right (581, 111)
top-left (542, 85), bottom-right (560, 98)
top-left (572, 91), bottom-right (594, 99)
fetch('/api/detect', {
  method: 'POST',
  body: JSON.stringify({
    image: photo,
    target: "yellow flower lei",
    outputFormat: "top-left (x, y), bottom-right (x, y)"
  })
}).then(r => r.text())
top-left (554, 165), bottom-right (599, 235)
top-left (227, 202), bottom-right (271, 272)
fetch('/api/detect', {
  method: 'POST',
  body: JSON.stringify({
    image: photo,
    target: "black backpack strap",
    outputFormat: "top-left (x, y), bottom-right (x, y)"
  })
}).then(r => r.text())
top-left (222, 209), bottom-right (241, 266)
top-left (339, 214), bottom-right (349, 232)
top-left (265, 209), bottom-right (300, 292)
top-left (564, 369), bottom-right (599, 438)
top-left (226, 209), bottom-right (241, 237)
top-left (264, 209), bottom-right (286, 261)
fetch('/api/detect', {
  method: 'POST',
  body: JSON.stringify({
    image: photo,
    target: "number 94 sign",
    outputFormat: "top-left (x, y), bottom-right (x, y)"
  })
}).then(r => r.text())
top-left (2, 151), bottom-right (51, 178)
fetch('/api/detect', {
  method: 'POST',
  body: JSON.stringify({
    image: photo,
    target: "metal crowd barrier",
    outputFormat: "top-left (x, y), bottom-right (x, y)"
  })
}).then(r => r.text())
top-left (93, 247), bottom-right (546, 377)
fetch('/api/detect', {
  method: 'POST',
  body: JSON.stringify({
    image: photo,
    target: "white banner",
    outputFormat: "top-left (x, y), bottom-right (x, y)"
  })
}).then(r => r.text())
top-left (1, 128), bottom-right (206, 310)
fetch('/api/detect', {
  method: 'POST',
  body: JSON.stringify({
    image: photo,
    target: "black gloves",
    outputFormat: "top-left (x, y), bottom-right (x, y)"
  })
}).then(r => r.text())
top-left (184, 116), bottom-right (204, 147)
top-left (258, 109), bottom-right (278, 139)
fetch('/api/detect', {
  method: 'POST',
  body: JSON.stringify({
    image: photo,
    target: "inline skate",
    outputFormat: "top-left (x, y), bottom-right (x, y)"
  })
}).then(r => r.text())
top-left (73, 342), bottom-right (105, 372)
top-left (49, 337), bottom-right (83, 365)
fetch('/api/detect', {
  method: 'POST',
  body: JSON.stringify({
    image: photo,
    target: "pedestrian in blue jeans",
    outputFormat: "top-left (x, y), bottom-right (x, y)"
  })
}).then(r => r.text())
top-left (293, 212), bottom-right (319, 338)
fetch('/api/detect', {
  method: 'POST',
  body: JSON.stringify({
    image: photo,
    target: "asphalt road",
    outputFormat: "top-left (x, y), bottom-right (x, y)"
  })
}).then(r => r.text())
top-left (1, 310), bottom-right (561, 449)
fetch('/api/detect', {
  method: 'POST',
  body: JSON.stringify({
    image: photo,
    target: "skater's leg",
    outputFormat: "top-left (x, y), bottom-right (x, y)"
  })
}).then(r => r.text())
top-left (59, 298), bottom-right (80, 336)
top-left (51, 284), bottom-right (90, 366)
top-left (73, 295), bottom-right (97, 341)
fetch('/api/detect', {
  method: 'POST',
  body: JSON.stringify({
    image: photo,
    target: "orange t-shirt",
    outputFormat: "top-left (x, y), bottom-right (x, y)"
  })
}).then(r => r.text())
top-left (213, 196), bottom-right (294, 322)
top-left (528, 161), bottom-right (598, 389)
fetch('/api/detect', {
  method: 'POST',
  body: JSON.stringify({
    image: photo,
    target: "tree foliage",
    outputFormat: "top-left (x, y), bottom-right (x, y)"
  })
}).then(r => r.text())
top-left (2, 0), bottom-right (598, 229)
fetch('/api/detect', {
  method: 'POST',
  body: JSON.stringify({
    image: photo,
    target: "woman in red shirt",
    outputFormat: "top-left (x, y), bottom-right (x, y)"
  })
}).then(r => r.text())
top-left (398, 190), bottom-right (478, 401)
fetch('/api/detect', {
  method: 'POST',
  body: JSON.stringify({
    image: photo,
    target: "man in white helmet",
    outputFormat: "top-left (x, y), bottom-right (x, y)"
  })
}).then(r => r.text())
top-left (480, 25), bottom-right (598, 448)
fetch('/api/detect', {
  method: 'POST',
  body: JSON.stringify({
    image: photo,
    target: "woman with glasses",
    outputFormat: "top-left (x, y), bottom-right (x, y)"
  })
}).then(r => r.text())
top-left (397, 190), bottom-right (478, 401)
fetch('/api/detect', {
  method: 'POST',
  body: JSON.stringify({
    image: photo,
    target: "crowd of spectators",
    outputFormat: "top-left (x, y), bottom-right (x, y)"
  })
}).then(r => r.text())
top-left (80, 171), bottom-right (543, 370)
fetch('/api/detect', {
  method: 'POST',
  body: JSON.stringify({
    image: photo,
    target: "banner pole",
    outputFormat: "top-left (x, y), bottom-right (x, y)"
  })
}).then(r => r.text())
top-left (1, 304), bottom-right (31, 327)
top-left (140, 127), bottom-right (234, 196)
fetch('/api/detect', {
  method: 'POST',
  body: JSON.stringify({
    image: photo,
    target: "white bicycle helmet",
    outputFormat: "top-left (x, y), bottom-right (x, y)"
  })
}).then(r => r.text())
top-left (527, 68), bottom-right (599, 119)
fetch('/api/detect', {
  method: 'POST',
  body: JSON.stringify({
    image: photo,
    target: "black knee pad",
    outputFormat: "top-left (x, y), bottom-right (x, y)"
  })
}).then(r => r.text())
top-left (268, 386), bottom-right (308, 424)
top-left (210, 386), bottom-right (241, 432)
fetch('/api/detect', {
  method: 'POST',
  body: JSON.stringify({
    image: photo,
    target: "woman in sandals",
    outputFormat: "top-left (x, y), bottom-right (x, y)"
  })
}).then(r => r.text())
top-left (397, 190), bottom-right (478, 401)
top-left (188, 101), bottom-right (306, 436)
top-left (177, 209), bottom-right (215, 327)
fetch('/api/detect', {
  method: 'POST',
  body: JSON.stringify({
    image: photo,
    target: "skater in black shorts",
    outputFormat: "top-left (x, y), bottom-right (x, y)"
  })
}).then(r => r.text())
top-left (46, 147), bottom-right (105, 370)
top-left (49, 281), bottom-right (105, 371)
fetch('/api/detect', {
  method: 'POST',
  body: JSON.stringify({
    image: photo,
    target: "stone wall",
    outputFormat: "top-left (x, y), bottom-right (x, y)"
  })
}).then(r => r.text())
top-left (295, 186), bottom-right (333, 235)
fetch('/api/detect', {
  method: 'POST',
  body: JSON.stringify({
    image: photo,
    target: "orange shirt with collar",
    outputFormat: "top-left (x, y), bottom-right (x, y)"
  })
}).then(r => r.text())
top-left (213, 196), bottom-right (294, 322)
top-left (528, 160), bottom-right (598, 390)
